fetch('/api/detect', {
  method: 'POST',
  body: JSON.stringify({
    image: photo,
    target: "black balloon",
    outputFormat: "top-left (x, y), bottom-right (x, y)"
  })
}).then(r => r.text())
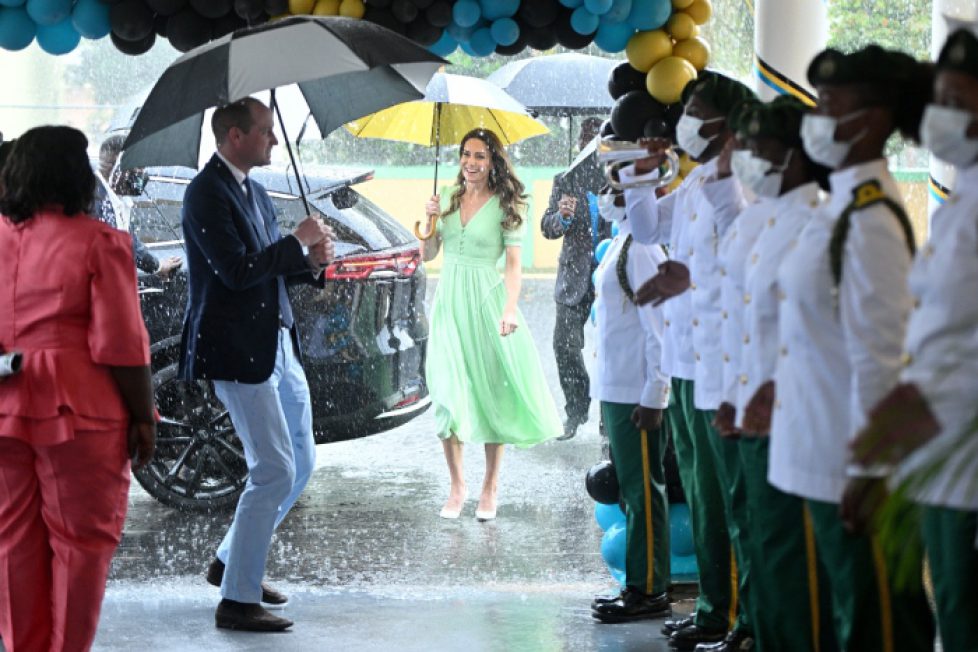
top-left (425, 0), bottom-right (451, 27)
top-left (154, 14), bottom-right (168, 36)
top-left (599, 118), bottom-right (615, 138)
top-left (145, 0), bottom-right (186, 15)
top-left (608, 61), bottom-right (647, 101)
top-left (664, 102), bottom-right (684, 129)
top-left (411, 0), bottom-right (434, 8)
top-left (495, 32), bottom-right (526, 55)
top-left (612, 90), bottom-right (664, 142)
top-left (214, 12), bottom-right (245, 37)
top-left (111, 30), bottom-right (156, 56)
top-left (643, 117), bottom-right (671, 138)
top-left (364, 6), bottom-right (406, 33)
top-left (234, 0), bottom-right (264, 20)
top-left (524, 25), bottom-right (557, 50)
top-left (585, 461), bottom-right (620, 505)
top-left (391, 0), bottom-right (418, 23)
top-left (265, 0), bottom-right (288, 14)
top-left (167, 8), bottom-right (213, 52)
top-left (110, 0), bottom-right (155, 41)
top-left (365, 0), bottom-right (391, 6)
top-left (191, 0), bottom-right (231, 19)
top-left (519, 0), bottom-right (558, 28)
top-left (555, 10), bottom-right (593, 49)
top-left (407, 17), bottom-right (441, 46)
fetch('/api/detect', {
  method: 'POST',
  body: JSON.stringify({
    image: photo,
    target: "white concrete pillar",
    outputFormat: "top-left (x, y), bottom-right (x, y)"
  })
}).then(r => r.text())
top-left (752, 0), bottom-right (829, 105)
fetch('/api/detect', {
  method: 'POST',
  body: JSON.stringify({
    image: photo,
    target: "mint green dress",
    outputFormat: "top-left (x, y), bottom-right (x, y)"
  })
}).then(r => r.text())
top-left (426, 193), bottom-right (562, 447)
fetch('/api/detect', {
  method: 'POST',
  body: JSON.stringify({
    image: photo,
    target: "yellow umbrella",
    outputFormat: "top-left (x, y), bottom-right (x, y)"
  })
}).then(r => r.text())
top-left (345, 72), bottom-right (549, 239)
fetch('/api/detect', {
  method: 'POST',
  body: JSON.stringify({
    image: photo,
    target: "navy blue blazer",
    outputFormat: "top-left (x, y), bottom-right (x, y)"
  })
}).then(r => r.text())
top-left (179, 154), bottom-right (318, 383)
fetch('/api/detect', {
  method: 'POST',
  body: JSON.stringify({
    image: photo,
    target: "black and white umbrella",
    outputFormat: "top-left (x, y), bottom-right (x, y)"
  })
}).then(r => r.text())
top-left (121, 16), bottom-right (445, 209)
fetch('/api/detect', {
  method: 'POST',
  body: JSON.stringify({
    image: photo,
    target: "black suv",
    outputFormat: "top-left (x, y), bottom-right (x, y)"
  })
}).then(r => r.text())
top-left (129, 165), bottom-right (429, 512)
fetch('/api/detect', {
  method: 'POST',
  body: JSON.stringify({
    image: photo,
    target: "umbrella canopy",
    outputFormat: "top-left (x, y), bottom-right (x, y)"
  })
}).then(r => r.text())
top-left (486, 53), bottom-right (619, 116)
top-left (344, 72), bottom-right (548, 147)
top-left (120, 16), bottom-right (445, 172)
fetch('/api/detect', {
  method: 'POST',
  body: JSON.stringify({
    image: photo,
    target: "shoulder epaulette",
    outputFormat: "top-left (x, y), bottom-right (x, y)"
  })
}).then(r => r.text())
top-left (829, 179), bottom-right (916, 291)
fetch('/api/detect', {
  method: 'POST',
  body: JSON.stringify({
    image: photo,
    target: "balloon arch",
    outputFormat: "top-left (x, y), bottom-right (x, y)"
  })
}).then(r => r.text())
top-left (0, 0), bottom-right (712, 143)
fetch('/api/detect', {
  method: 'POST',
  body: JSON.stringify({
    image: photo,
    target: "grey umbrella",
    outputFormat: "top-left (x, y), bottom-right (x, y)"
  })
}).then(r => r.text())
top-left (120, 16), bottom-right (445, 211)
top-left (487, 53), bottom-right (617, 163)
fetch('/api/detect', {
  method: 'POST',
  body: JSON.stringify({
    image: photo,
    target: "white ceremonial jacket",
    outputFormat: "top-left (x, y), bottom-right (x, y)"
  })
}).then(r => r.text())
top-left (737, 183), bottom-right (821, 427)
top-left (717, 197), bottom-right (774, 417)
top-left (591, 218), bottom-right (671, 409)
top-left (621, 159), bottom-right (738, 390)
top-left (896, 164), bottom-right (978, 511)
top-left (769, 161), bottom-right (912, 503)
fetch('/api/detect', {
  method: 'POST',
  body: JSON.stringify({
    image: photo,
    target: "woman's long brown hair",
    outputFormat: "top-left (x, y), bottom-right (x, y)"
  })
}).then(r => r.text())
top-left (442, 128), bottom-right (527, 231)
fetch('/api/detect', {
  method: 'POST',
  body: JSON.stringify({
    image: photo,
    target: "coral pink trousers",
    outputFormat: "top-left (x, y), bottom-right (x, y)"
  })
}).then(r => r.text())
top-left (0, 429), bottom-right (130, 652)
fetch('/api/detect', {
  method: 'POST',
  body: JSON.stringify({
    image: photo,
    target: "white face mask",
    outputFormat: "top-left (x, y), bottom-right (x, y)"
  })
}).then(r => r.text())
top-left (676, 113), bottom-right (724, 159)
top-left (731, 149), bottom-right (791, 198)
top-left (921, 104), bottom-right (978, 168)
top-left (801, 109), bottom-right (867, 169)
top-left (598, 192), bottom-right (626, 222)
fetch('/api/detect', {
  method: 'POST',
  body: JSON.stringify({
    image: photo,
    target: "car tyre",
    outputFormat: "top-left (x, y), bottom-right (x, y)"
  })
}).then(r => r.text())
top-left (134, 363), bottom-right (248, 513)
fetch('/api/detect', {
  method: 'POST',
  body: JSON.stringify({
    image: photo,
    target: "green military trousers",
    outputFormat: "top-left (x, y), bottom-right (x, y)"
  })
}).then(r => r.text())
top-left (666, 378), bottom-right (735, 632)
top-left (603, 401), bottom-right (670, 595)
top-left (807, 499), bottom-right (934, 652)
top-left (922, 506), bottom-right (978, 652)
top-left (739, 438), bottom-right (836, 652)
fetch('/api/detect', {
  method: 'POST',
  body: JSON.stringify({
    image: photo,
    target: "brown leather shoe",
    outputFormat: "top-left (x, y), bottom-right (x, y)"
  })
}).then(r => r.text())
top-left (214, 599), bottom-right (293, 632)
top-left (206, 558), bottom-right (289, 606)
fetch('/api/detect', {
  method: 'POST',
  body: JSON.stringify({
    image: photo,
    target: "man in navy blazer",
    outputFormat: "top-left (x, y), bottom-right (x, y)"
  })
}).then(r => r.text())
top-left (179, 97), bottom-right (333, 632)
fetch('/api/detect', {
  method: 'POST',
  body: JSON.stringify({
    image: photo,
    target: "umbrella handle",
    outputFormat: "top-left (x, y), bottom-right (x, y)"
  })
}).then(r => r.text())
top-left (414, 217), bottom-right (438, 240)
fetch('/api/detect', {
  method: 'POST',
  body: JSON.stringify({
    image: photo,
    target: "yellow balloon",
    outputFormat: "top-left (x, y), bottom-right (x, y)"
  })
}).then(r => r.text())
top-left (625, 29), bottom-right (673, 73)
top-left (684, 0), bottom-right (713, 25)
top-left (646, 56), bottom-right (698, 104)
top-left (672, 0), bottom-right (695, 7)
top-left (673, 37), bottom-right (711, 70)
top-left (339, 0), bottom-right (365, 17)
top-left (289, 0), bottom-right (315, 13)
top-left (666, 11), bottom-right (697, 40)
top-left (313, 0), bottom-right (339, 14)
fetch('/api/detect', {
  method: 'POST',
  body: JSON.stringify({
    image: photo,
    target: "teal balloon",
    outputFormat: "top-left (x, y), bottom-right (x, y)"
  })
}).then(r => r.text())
top-left (467, 26), bottom-right (496, 55)
top-left (610, 566), bottom-right (625, 586)
top-left (595, 502), bottom-right (626, 531)
top-left (591, 268), bottom-right (600, 286)
top-left (429, 30), bottom-right (457, 57)
top-left (0, 0), bottom-right (26, 7)
top-left (452, 0), bottom-right (481, 28)
top-left (71, 0), bottom-right (109, 40)
top-left (594, 19), bottom-right (632, 52)
top-left (600, 521), bottom-right (627, 573)
top-left (594, 237), bottom-right (612, 263)
top-left (481, 0), bottom-right (517, 20)
top-left (570, 6), bottom-right (599, 34)
top-left (589, 303), bottom-right (597, 325)
top-left (489, 17), bottom-right (518, 46)
top-left (26, 0), bottom-right (70, 26)
top-left (559, 0), bottom-right (583, 6)
top-left (36, 14), bottom-right (77, 54)
top-left (584, 0), bottom-right (613, 14)
top-left (628, 0), bottom-right (671, 30)
top-left (602, 0), bottom-right (632, 22)
top-left (611, 220), bottom-right (620, 237)
top-left (669, 503), bottom-right (695, 557)
top-left (0, 6), bottom-right (35, 50)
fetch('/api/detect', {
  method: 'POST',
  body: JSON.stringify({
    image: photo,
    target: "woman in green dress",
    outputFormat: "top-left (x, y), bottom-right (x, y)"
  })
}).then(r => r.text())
top-left (420, 128), bottom-right (562, 521)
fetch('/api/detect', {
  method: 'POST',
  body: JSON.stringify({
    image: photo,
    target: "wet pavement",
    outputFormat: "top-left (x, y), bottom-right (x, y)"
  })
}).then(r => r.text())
top-left (76, 279), bottom-right (689, 651)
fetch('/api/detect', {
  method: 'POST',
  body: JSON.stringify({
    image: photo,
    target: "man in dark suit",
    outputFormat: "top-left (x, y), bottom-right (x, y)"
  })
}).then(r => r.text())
top-left (541, 117), bottom-right (608, 440)
top-left (179, 98), bottom-right (333, 632)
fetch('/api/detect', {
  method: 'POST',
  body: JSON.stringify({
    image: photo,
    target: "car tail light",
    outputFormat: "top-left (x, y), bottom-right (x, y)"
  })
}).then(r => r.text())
top-left (324, 249), bottom-right (421, 281)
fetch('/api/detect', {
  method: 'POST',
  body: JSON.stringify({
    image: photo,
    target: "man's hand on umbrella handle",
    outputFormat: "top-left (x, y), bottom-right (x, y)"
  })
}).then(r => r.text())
top-left (308, 235), bottom-right (335, 269)
top-left (635, 260), bottom-right (691, 306)
top-left (294, 214), bottom-right (329, 246)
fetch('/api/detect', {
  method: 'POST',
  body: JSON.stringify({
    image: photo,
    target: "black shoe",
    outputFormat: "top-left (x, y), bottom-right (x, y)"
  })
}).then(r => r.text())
top-left (669, 624), bottom-right (727, 650)
top-left (207, 558), bottom-right (288, 606)
top-left (694, 629), bottom-right (755, 651)
top-left (590, 588), bottom-right (626, 609)
top-left (215, 599), bottom-right (293, 632)
top-left (591, 588), bottom-right (671, 623)
top-left (662, 615), bottom-right (696, 636)
top-left (557, 415), bottom-right (586, 441)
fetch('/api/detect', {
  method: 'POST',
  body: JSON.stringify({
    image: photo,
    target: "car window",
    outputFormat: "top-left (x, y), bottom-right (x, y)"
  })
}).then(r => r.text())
top-left (311, 189), bottom-right (414, 251)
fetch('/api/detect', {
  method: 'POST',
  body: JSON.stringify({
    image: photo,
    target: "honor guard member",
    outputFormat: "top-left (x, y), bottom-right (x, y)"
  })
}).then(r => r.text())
top-left (732, 97), bottom-right (839, 652)
top-left (770, 45), bottom-right (935, 652)
top-left (621, 71), bottom-right (755, 651)
top-left (588, 185), bottom-right (673, 624)
top-left (849, 28), bottom-right (978, 652)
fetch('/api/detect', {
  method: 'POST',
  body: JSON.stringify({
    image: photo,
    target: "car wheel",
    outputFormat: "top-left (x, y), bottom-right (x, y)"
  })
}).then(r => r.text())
top-left (134, 363), bottom-right (248, 512)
